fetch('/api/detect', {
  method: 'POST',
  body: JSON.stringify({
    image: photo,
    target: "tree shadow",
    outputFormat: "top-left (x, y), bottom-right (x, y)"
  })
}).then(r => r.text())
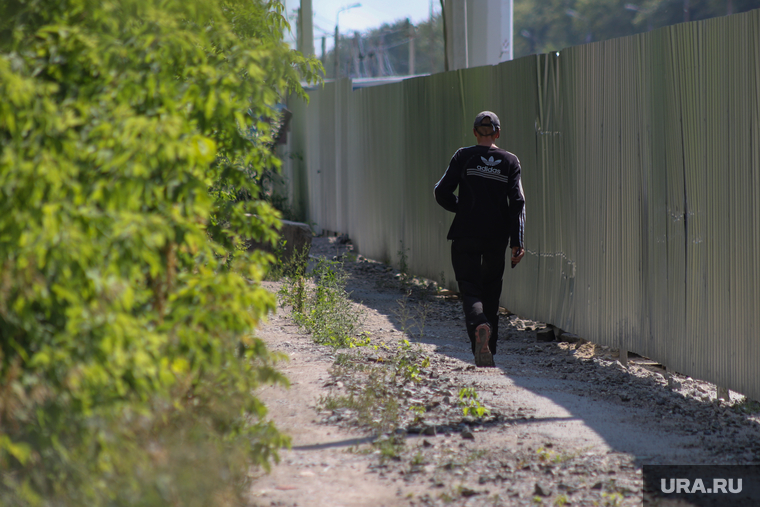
top-left (337, 258), bottom-right (760, 469)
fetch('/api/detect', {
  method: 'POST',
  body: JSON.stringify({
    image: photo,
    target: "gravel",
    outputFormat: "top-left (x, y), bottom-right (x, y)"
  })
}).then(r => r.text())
top-left (254, 236), bottom-right (760, 507)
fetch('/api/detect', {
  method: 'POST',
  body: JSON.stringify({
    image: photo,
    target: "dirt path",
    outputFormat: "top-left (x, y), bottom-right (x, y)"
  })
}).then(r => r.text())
top-left (249, 237), bottom-right (760, 507)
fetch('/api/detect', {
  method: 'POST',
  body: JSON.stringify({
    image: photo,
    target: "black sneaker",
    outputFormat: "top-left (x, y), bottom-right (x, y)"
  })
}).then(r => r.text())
top-left (474, 323), bottom-right (495, 367)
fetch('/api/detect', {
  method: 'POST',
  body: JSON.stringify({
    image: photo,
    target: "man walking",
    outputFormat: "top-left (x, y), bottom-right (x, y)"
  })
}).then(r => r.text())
top-left (434, 111), bottom-right (526, 367)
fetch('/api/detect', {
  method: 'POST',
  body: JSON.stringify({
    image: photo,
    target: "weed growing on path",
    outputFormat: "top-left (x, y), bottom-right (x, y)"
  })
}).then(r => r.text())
top-left (393, 296), bottom-right (414, 335)
top-left (315, 338), bottom-right (435, 476)
top-left (393, 292), bottom-right (433, 338)
top-left (732, 397), bottom-right (760, 414)
top-left (458, 387), bottom-right (490, 418)
top-left (600, 491), bottom-right (624, 506)
top-left (318, 338), bottom-right (431, 433)
top-left (415, 300), bottom-right (431, 337)
top-left (265, 241), bottom-right (310, 281)
top-left (317, 365), bottom-right (401, 434)
top-left (374, 434), bottom-right (406, 463)
top-left (408, 404), bottom-right (426, 424)
top-left (537, 446), bottom-right (569, 464)
top-left (279, 258), bottom-right (368, 348)
top-left (392, 338), bottom-right (431, 383)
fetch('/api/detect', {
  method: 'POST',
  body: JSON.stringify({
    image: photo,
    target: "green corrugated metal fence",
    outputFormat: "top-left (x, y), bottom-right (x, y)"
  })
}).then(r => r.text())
top-left (280, 10), bottom-right (760, 400)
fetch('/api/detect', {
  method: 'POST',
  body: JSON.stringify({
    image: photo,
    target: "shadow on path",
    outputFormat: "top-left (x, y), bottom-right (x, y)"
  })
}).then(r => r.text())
top-left (336, 256), bottom-right (760, 469)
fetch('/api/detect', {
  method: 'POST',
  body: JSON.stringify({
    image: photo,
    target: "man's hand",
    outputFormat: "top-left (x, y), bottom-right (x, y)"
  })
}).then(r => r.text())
top-left (510, 246), bottom-right (525, 268)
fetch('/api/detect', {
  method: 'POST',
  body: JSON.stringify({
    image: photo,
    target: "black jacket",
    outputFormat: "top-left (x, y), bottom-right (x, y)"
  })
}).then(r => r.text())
top-left (434, 144), bottom-right (525, 248)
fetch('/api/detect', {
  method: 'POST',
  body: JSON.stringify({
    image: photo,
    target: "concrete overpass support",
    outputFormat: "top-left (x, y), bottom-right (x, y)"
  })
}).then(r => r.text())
top-left (444, 0), bottom-right (513, 70)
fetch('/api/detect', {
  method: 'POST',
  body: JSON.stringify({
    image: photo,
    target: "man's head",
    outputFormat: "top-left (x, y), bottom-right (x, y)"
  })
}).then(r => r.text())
top-left (473, 111), bottom-right (500, 137)
top-left (473, 111), bottom-right (500, 146)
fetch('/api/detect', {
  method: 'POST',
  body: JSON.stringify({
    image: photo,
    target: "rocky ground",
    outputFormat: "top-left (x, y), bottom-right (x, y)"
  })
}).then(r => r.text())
top-left (249, 236), bottom-right (760, 507)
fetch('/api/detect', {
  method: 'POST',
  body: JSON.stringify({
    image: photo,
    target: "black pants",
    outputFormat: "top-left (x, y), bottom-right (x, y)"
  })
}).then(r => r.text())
top-left (451, 238), bottom-right (508, 355)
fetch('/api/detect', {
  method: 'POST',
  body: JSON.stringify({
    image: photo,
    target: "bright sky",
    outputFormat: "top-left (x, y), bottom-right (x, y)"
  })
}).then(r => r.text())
top-left (283, 0), bottom-right (441, 52)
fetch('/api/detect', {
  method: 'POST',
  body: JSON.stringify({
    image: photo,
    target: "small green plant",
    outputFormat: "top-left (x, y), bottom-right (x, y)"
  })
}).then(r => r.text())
top-left (279, 258), bottom-right (369, 348)
top-left (409, 404), bottom-right (426, 424)
top-left (465, 449), bottom-right (488, 463)
top-left (393, 295), bottom-right (414, 335)
top-left (410, 451), bottom-right (425, 466)
top-left (343, 251), bottom-right (358, 263)
top-left (415, 300), bottom-right (431, 337)
top-left (394, 292), bottom-right (433, 338)
top-left (458, 387), bottom-right (490, 418)
top-left (393, 339), bottom-right (431, 383)
top-left (438, 492), bottom-right (455, 503)
top-left (600, 492), bottom-right (624, 507)
top-left (732, 397), bottom-right (760, 414)
top-left (373, 435), bottom-right (404, 463)
top-left (335, 351), bottom-right (363, 368)
top-left (267, 241), bottom-right (311, 281)
top-left (318, 337), bottom-right (430, 439)
top-left (554, 494), bottom-right (570, 506)
top-left (536, 446), bottom-right (568, 464)
top-left (317, 367), bottom-right (401, 434)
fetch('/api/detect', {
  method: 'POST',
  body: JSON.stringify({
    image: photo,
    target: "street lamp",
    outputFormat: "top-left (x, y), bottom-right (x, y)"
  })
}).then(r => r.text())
top-left (334, 3), bottom-right (361, 79)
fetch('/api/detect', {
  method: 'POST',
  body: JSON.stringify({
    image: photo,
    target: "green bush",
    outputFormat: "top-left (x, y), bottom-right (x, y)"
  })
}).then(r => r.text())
top-left (0, 0), bottom-right (320, 504)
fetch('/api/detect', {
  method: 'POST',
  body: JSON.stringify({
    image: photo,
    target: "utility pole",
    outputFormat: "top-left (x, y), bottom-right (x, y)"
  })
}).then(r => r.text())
top-left (377, 35), bottom-right (386, 76)
top-left (463, 0), bottom-right (468, 69)
top-left (445, 0), bottom-right (512, 69)
top-left (334, 3), bottom-right (361, 80)
top-left (353, 32), bottom-right (361, 77)
top-left (334, 25), bottom-right (340, 78)
top-left (321, 36), bottom-right (326, 66)
top-left (441, 0), bottom-right (448, 71)
top-left (358, 35), bottom-right (368, 76)
top-left (443, 0), bottom-right (468, 70)
top-left (297, 0), bottom-right (314, 56)
top-left (407, 19), bottom-right (416, 75)
top-left (430, 0), bottom-right (435, 72)
top-left (500, 0), bottom-right (513, 62)
top-left (297, 8), bottom-right (302, 52)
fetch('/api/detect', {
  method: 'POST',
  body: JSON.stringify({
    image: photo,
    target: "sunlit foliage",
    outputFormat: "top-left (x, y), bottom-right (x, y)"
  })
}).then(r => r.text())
top-left (0, 0), bottom-right (321, 504)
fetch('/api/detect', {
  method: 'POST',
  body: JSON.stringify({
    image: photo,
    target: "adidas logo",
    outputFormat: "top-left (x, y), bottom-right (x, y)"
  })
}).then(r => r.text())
top-left (481, 156), bottom-right (502, 167)
top-left (476, 156), bottom-right (503, 174)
